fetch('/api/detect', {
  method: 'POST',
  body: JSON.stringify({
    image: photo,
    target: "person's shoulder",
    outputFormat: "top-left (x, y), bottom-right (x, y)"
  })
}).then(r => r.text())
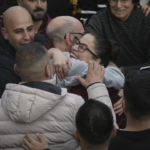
top-left (35, 33), bottom-right (49, 46)
top-left (136, 7), bottom-right (150, 22)
top-left (109, 128), bottom-right (150, 150)
top-left (97, 8), bottom-right (109, 15)
top-left (62, 91), bottom-right (84, 108)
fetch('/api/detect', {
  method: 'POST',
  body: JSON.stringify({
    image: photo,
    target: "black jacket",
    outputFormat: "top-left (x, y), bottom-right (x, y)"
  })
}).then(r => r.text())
top-left (0, 26), bottom-right (48, 98)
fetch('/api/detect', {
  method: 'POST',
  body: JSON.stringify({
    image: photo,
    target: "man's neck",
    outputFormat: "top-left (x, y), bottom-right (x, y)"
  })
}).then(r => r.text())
top-left (34, 20), bottom-right (43, 33)
top-left (125, 115), bottom-right (150, 131)
top-left (81, 144), bottom-right (109, 150)
top-left (21, 77), bottom-right (50, 83)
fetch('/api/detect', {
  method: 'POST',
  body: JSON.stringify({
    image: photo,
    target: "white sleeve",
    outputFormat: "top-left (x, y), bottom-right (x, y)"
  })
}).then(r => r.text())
top-left (87, 83), bottom-right (118, 128)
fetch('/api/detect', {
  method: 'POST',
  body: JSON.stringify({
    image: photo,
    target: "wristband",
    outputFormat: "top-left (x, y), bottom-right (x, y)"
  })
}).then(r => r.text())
top-left (87, 82), bottom-right (101, 89)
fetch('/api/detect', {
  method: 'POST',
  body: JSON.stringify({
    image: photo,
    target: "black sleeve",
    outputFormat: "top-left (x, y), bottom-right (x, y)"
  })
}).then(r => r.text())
top-left (84, 12), bottom-right (103, 34)
top-left (0, 55), bottom-right (21, 98)
top-left (122, 44), bottom-right (150, 75)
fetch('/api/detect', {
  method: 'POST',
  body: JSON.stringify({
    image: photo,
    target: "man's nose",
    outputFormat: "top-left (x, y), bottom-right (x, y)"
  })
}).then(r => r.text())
top-left (36, 0), bottom-right (42, 8)
top-left (23, 31), bottom-right (30, 41)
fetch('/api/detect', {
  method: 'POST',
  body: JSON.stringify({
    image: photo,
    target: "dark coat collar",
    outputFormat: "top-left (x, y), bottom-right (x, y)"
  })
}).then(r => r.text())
top-left (22, 81), bottom-right (61, 95)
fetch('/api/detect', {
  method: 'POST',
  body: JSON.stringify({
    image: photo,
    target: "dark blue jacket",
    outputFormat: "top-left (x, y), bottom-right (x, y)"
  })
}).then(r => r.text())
top-left (0, 26), bottom-right (48, 98)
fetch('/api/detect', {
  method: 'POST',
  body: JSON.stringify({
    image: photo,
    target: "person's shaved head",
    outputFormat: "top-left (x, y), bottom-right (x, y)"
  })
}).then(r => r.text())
top-left (1, 6), bottom-right (35, 50)
top-left (15, 42), bottom-right (51, 82)
top-left (3, 6), bottom-right (32, 29)
top-left (46, 16), bottom-right (84, 48)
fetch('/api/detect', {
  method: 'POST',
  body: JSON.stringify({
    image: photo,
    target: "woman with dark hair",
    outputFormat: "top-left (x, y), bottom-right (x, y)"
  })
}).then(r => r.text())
top-left (50, 33), bottom-right (126, 128)
top-left (85, 0), bottom-right (150, 76)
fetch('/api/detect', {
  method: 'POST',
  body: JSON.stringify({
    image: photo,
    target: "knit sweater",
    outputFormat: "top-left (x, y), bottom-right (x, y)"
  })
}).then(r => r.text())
top-left (85, 7), bottom-right (150, 75)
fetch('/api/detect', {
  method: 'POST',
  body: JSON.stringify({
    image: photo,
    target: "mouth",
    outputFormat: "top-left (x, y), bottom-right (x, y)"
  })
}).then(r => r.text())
top-left (70, 53), bottom-right (78, 59)
top-left (115, 9), bottom-right (124, 13)
top-left (34, 10), bottom-right (44, 13)
top-left (20, 43), bottom-right (30, 46)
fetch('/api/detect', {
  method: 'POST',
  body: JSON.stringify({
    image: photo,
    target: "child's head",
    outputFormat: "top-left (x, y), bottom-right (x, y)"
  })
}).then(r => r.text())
top-left (75, 100), bottom-right (116, 150)
top-left (15, 42), bottom-right (51, 82)
top-left (124, 70), bottom-right (150, 120)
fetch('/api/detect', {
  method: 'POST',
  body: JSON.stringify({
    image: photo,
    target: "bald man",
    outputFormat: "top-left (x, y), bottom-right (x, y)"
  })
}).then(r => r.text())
top-left (17, 0), bottom-right (52, 49)
top-left (0, 6), bottom-right (48, 98)
top-left (46, 16), bottom-right (84, 52)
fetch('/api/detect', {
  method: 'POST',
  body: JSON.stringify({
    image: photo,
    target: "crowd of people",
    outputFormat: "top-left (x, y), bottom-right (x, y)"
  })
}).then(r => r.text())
top-left (0, 0), bottom-right (150, 150)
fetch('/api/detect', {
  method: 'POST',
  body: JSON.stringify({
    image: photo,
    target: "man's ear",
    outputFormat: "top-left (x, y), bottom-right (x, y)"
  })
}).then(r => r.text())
top-left (111, 125), bottom-right (116, 139)
top-left (45, 64), bottom-right (51, 79)
top-left (14, 64), bottom-right (19, 75)
top-left (17, 0), bottom-right (23, 6)
top-left (75, 130), bottom-right (81, 144)
top-left (1, 28), bottom-right (8, 40)
top-left (65, 33), bottom-right (72, 46)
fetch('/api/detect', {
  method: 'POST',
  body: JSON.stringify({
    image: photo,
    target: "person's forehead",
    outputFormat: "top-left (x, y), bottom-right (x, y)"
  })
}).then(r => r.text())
top-left (80, 34), bottom-right (94, 45)
top-left (80, 34), bottom-right (95, 50)
top-left (9, 16), bottom-right (33, 30)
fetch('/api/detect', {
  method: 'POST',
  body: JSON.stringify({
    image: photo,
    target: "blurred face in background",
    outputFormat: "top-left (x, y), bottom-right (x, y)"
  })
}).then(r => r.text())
top-left (109, 0), bottom-right (134, 21)
top-left (17, 0), bottom-right (47, 21)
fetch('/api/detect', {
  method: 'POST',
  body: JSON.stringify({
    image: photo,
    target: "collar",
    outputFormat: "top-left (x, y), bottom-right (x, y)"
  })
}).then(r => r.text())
top-left (21, 80), bottom-right (61, 95)
top-left (38, 14), bottom-right (52, 33)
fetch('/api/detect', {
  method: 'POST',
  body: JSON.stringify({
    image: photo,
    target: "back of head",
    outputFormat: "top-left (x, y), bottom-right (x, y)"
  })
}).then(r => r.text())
top-left (76, 100), bottom-right (113, 146)
top-left (46, 16), bottom-right (84, 47)
top-left (15, 42), bottom-right (50, 82)
top-left (91, 33), bottom-right (120, 67)
top-left (124, 70), bottom-right (150, 119)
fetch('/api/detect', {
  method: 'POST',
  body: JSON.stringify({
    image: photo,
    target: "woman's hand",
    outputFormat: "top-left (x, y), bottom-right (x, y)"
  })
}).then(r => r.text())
top-left (48, 48), bottom-right (72, 79)
top-left (22, 133), bottom-right (49, 150)
top-left (113, 89), bottom-right (124, 116)
top-left (75, 61), bottom-right (105, 88)
top-left (141, 4), bottom-right (150, 16)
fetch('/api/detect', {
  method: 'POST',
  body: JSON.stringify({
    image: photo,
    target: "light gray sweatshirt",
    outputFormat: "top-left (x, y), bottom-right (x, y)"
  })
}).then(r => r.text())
top-left (56, 52), bottom-right (125, 89)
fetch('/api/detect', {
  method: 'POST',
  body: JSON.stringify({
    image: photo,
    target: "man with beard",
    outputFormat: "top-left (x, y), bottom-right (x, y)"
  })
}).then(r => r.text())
top-left (17, 0), bottom-right (52, 49)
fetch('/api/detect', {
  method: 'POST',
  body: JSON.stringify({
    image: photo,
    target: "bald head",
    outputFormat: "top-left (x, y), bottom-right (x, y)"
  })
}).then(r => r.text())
top-left (1, 6), bottom-right (35, 50)
top-left (3, 6), bottom-right (32, 29)
top-left (46, 16), bottom-right (84, 47)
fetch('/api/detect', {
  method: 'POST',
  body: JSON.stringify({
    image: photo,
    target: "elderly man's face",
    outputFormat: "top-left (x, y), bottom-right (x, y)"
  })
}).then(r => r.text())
top-left (109, 0), bottom-right (134, 22)
top-left (18, 0), bottom-right (47, 21)
top-left (2, 15), bottom-right (35, 50)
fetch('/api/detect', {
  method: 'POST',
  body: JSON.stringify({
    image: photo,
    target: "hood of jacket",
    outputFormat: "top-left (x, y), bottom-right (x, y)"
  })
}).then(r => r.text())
top-left (1, 79), bottom-right (68, 123)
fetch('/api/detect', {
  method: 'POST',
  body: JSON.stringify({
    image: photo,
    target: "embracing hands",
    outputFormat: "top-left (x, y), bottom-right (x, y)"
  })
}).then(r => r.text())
top-left (48, 48), bottom-right (72, 79)
top-left (75, 61), bottom-right (105, 88)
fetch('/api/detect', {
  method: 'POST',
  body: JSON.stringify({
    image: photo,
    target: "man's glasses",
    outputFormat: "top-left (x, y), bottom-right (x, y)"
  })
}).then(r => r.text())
top-left (109, 0), bottom-right (130, 5)
top-left (72, 36), bottom-right (99, 59)
top-left (64, 32), bottom-right (84, 39)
